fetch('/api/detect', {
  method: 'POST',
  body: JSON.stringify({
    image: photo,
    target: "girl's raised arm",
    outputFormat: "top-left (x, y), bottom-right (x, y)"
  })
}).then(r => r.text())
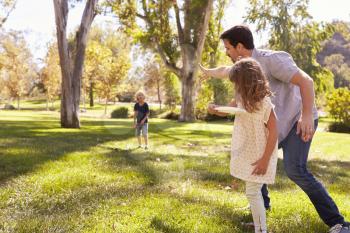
top-left (199, 64), bottom-right (231, 79)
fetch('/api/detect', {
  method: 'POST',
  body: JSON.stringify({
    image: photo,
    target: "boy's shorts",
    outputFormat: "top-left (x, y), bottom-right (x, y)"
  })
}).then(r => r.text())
top-left (136, 123), bottom-right (148, 136)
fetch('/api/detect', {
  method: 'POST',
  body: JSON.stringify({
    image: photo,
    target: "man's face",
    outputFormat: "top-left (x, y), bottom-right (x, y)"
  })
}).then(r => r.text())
top-left (223, 39), bottom-right (240, 63)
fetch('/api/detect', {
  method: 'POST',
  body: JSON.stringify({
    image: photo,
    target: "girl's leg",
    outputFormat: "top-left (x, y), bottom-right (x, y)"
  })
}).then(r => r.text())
top-left (246, 182), bottom-right (266, 233)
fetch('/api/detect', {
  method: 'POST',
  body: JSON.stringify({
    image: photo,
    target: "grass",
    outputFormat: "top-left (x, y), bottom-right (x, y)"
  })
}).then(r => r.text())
top-left (0, 108), bottom-right (349, 233)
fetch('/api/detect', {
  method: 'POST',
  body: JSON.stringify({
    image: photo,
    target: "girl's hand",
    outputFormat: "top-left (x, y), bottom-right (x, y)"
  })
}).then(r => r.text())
top-left (207, 104), bottom-right (219, 115)
top-left (251, 157), bottom-right (269, 175)
top-left (133, 123), bottom-right (137, 128)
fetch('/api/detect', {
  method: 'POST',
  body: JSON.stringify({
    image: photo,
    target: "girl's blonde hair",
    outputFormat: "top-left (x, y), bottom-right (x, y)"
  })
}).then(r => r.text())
top-left (135, 91), bottom-right (146, 100)
top-left (229, 58), bottom-right (272, 112)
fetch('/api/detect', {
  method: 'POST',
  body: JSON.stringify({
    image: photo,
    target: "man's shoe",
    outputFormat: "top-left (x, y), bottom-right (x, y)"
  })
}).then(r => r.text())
top-left (329, 224), bottom-right (350, 233)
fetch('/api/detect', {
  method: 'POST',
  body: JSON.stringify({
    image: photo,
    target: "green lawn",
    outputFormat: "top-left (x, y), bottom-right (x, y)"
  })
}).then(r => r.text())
top-left (0, 110), bottom-right (349, 233)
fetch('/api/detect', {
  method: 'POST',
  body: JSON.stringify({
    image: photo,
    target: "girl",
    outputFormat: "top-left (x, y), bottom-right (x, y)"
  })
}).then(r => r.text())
top-left (208, 58), bottom-right (278, 233)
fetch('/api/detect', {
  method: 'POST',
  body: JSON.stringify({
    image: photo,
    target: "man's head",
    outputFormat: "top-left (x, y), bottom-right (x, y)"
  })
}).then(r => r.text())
top-left (220, 25), bottom-right (254, 62)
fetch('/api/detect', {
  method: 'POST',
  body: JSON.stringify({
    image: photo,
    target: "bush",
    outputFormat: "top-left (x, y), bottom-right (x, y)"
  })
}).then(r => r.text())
top-left (162, 109), bottom-right (180, 120)
top-left (326, 88), bottom-right (350, 133)
top-left (204, 113), bottom-right (235, 122)
top-left (116, 91), bottom-right (136, 103)
top-left (111, 107), bottom-right (129, 118)
top-left (164, 72), bottom-right (181, 110)
top-left (326, 88), bottom-right (350, 124)
top-left (4, 104), bottom-right (15, 110)
top-left (149, 108), bottom-right (166, 118)
top-left (195, 82), bottom-right (213, 120)
top-left (328, 122), bottom-right (350, 133)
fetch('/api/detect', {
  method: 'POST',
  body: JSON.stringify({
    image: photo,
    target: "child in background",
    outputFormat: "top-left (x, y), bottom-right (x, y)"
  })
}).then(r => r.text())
top-left (133, 92), bottom-right (150, 149)
top-left (208, 58), bottom-right (278, 233)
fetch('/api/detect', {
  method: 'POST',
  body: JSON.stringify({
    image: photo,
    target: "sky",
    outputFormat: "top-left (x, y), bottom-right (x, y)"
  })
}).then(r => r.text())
top-left (3, 0), bottom-right (350, 64)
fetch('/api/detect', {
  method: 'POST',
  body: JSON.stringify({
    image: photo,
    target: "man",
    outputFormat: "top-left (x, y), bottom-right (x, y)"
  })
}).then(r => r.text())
top-left (201, 25), bottom-right (349, 233)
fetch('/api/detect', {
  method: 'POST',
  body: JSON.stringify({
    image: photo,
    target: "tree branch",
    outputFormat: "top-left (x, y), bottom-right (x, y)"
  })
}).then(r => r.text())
top-left (172, 0), bottom-right (184, 45)
top-left (72, 0), bottom-right (99, 107)
top-left (195, 0), bottom-right (214, 60)
top-left (152, 38), bottom-right (181, 76)
top-left (0, 0), bottom-right (17, 28)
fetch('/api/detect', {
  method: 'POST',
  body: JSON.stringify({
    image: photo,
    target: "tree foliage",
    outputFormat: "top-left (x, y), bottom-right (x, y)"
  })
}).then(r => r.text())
top-left (326, 87), bottom-right (350, 125)
top-left (107, 0), bottom-right (214, 121)
top-left (41, 42), bottom-right (61, 110)
top-left (324, 54), bottom-right (350, 88)
top-left (0, 31), bottom-right (35, 109)
top-left (244, 0), bottom-right (334, 100)
top-left (84, 26), bottom-right (131, 114)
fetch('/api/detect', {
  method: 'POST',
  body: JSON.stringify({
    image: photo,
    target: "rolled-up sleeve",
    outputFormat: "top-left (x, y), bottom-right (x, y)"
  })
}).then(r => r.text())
top-left (268, 52), bottom-right (299, 83)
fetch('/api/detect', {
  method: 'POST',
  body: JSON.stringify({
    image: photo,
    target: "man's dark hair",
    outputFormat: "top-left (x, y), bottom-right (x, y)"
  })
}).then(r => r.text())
top-left (220, 25), bottom-right (255, 49)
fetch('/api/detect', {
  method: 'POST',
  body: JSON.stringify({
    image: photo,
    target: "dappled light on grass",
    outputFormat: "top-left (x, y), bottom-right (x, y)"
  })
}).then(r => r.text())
top-left (0, 111), bottom-right (349, 232)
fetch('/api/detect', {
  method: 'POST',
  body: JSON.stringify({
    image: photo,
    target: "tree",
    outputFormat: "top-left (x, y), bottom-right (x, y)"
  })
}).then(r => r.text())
top-left (84, 26), bottom-right (131, 113)
top-left (83, 25), bottom-right (105, 107)
top-left (324, 54), bottom-right (350, 88)
top-left (0, 0), bottom-right (17, 28)
top-left (244, 0), bottom-right (334, 99)
top-left (163, 71), bottom-right (181, 110)
top-left (41, 42), bottom-right (61, 110)
top-left (108, 0), bottom-right (214, 121)
top-left (95, 31), bottom-right (131, 114)
top-left (53, 0), bottom-right (99, 128)
top-left (201, 0), bottom-right (232, 105)
top-left (85, 40), bottom-right (107, 107)
top-left (143, 56), bottom-right (164, 109)
top-left (0, 32), bottom-right (35, 109)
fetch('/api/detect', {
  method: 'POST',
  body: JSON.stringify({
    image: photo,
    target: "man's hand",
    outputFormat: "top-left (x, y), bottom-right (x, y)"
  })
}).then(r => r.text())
top-left (251, 157), bottom-right (269, 176)
top-left (296, 113), bottom-right (314, 142)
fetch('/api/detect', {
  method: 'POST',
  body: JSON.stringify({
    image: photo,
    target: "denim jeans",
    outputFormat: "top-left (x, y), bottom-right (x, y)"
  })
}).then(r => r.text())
top-left (261, 184), bottom-right (270, 209)
top-left (263, 119), bottom-right (345, 227)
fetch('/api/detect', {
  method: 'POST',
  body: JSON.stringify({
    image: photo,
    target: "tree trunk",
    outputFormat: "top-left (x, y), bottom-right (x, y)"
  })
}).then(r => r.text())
top-left (46, 95), bottom-right (49, 111)
top-left (53, 0), bottom-right (98, 128)
top-left (81, 86), bottom-right (86, 111)
top-left (177, 0), bottom-right (213, 121)
top-left (89, 81), bottom-right (94, 107)
top-left (17, 96), bottom-right (20, 110)
top-left (179, 63), bottom-right (196, 121)
top-left (104, 97), bottom-right (108, 115)
top-left (156, 78), bottom-right (162, 110)
top-left (179, 45), bottom-right (197, 122)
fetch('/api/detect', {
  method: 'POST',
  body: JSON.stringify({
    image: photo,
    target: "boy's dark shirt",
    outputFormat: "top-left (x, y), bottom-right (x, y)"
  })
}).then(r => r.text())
top-left (134, 102), bottom-right (149, 124)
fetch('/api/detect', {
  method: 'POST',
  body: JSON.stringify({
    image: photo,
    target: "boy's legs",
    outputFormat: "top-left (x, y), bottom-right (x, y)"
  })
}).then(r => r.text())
top-left (142, 123), bottom-right (148, 148)
top-left (136, 126), bottom-right (142, 147)
top-left (280, 119), bottom-right (346, 227)
top-left (246, 182), bottom-right (267, 233)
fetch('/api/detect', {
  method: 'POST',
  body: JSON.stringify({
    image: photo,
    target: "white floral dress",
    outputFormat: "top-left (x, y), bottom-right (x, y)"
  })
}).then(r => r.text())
top-left (230, 97), bottom-right (278, 184)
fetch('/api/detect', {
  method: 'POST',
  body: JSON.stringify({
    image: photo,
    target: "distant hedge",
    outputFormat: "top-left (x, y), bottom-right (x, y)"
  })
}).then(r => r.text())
top-left (111, 107), bottom-right (129, 118)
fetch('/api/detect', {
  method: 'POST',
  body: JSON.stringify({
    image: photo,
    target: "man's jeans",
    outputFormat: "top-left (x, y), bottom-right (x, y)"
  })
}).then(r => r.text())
top-left (262, 119), bottom-right (345, 227)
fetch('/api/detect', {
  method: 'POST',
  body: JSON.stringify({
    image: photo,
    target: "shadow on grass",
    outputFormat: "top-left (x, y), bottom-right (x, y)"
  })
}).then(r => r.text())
top-left (0, 119), bottom-right (132, 185)
top-left (150, 217), bottom-right (191, 233)
top-left (0, 116), bottom-right (224, 186)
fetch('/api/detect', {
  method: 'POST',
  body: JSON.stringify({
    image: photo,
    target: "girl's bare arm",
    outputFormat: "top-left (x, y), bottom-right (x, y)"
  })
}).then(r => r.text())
top-left (199, 64), bottom-right (231, 79)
